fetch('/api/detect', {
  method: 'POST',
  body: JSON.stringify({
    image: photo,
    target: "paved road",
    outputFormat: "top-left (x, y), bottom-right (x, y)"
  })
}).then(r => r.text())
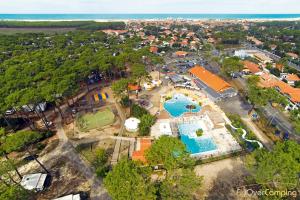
top-left (231, 77), bottom-right (299, 139)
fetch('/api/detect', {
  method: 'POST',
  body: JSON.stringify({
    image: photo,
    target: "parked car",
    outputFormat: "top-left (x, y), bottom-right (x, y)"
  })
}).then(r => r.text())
top-left (5, 108), bottom-right (16, 115)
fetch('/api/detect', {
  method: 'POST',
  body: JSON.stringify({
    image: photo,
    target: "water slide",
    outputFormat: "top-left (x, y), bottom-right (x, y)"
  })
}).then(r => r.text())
top-left (228, 124), bottom-right (263, 149)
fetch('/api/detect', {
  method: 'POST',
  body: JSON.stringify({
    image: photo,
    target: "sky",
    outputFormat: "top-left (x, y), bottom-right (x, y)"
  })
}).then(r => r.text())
top-left (0, 0), bottom-right (300, 14)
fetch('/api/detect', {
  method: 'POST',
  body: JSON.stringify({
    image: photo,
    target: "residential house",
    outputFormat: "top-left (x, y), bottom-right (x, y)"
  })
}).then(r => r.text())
top-left (259, 73), bottom-right (300, 110)
top-left (287, 52), bottom-right (299, 60)
top-left (242, 61), bottom-right (262, 75)
top-left (253, 53), bottom-right (273, 64)
top-left (175, 51), bottom-right (188, 58)
top-left (181, 39), bottom-right (189, 47)
top-left (280, 73), bottom-right (300, 86)
top-left (275, 63), bottom-right (285, 72)
top-left (150, 46), bottom-right (158, 54)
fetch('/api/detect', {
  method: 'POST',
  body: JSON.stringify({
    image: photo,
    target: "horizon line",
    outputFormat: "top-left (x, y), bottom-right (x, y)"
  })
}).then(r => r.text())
top-left (1, 13), bottom-right (300, 15)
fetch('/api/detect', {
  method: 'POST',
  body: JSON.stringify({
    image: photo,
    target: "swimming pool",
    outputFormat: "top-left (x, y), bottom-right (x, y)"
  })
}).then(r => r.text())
top-left (178, 123), bottom-right (217, 154)
top-left (164, 94), bottom-right (201, 117)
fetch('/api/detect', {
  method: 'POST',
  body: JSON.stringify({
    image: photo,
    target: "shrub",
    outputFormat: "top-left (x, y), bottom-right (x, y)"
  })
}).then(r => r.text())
top-left (165, 96), bottom-right (172, 101)
top-left (131, 104), bottom-right (149, 118)
top-left (139, 114), bottom-right (156, 136)
top-left (96, 164), bottom-right (110, 177)
top-left (196, 129), bottom-right (203, 137)
top-left (120, 96), bottom-right (132, 107)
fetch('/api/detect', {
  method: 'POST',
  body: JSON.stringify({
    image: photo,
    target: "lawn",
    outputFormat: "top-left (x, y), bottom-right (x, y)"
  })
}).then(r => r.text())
top-left (77, 108), bottom-right (115, 132)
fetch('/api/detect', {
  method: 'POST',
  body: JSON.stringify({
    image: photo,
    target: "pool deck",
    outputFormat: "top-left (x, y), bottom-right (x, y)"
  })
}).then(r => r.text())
top-left (152, 87), bottom-right (242, 159)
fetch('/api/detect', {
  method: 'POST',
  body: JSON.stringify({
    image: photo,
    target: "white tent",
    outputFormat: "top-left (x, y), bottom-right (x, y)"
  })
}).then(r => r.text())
top-left (125, 118), bottom-right (141, 132)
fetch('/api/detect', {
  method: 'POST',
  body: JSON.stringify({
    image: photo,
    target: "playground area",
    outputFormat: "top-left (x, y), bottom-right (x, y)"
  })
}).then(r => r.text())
top-left (76, 108), bottom-right (115, 132)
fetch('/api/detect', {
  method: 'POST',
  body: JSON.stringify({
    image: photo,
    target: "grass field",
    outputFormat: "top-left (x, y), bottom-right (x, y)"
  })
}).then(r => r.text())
top-left (77, 108), bottom-right (115, 132)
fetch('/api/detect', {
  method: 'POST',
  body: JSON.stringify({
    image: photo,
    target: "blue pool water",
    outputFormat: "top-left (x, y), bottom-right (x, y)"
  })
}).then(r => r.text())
top-left (178, 123), bottom-right (217, 154)
top-left (164, 94), bottom-right (201, 117)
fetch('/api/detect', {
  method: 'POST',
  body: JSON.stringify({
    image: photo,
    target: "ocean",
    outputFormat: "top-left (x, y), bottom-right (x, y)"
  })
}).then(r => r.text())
top-left (0, 14), bottom-right (300, 21)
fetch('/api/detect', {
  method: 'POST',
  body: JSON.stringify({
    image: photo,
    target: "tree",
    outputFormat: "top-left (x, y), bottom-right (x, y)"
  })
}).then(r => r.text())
top-left (196, 129), bottom-right (203, 137)
top-left (131, 104), bottom-right (148, 119)
top-left (131, 63), bottom-right (148, 81)
top-left (159, 169), bottom-right (202, 200)
top-left (111, 78), bottom-right (130, 98)
top-left (138, 114), bottom-right (156, 136)
top-left (92, 148), bottom-right (109, 178)
top-left (246, 75), bottom-right (288, 113)
top-left (1, 130), bottom-right (49, 173)
top-left (0, 183), bottom-right (31, 200)
top-left (104, 159), bottom-right (156, 200)
top-left (145, 136), bottom-right (194, 171)
top-left (221, 57), bottom-right (243, 77)
top-left (246, 141), bottom-right (300, 192)
top-left (294, 81), bottom-right (300, 88)
top-left (0, 128), bottom-right (22, 180)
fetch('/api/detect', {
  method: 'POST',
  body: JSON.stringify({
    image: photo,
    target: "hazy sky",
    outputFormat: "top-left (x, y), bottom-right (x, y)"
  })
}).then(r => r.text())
top-left (0, 0), bottom-right (300, 14)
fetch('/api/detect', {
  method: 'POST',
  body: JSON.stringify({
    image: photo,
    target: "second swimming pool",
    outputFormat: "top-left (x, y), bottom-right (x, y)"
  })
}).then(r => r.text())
top-left (178, 122), bottom-right (217, 154)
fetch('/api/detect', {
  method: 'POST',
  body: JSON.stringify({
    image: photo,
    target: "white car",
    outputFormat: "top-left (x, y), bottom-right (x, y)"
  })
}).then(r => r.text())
top-left (5, 109), bottom-right (15, 115)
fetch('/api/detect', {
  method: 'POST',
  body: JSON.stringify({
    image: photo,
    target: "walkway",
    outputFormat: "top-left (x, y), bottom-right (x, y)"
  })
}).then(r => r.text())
top-left (55, 117), bottom-right (110, 200)
top-left (111, 101), bottom-right (128, 165)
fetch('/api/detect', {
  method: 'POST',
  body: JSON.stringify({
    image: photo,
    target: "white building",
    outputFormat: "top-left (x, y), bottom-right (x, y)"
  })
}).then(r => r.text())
top-left (20, 173), bottom-right (48, 192)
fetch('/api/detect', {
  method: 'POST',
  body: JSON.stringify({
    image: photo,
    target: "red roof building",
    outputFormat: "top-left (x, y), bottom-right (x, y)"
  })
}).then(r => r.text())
top-left (150, 46), bottom-right (158, 54)
top-left (242, 61), bottom-right (261, 74)
top-left (132, 138), bottom-right (152, 163)
top-left (189, 65), bottom-right (232, 93)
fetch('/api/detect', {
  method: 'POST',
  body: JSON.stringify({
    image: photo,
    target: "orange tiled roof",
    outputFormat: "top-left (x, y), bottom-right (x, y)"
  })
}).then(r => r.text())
top-left (259, 75), bottom-right (300, 103)
top-left (242, 61), bottom-right (261, 74)
top-left (175, 51), bottom-right (188, 56)
top-left (150, 46), bottom-right (158, 53)
top-left (276, 63), bottom-right (284, 72)
top-left (286, 74), bottom-right (300, 82)
top-left (181, 39), bottom-right (189, 46)
top-left (189, 65), bottom-right (232, 92)
top-left (128, 84), bottom-right (141, 91)
top-left (287, 52), bottom-right (299, 59)
top-left (163, 30), bottom-right (172, 35)
top-left (132, 138), bottom-right (152, 163)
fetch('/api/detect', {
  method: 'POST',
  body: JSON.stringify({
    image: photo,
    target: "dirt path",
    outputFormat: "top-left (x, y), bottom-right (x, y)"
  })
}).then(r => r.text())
top-left (55, 117), bottom-right (110, 200)
top-left (18, 116), bottom-right (110, 200)
top-left (194, 156), bottom-right (248, 199)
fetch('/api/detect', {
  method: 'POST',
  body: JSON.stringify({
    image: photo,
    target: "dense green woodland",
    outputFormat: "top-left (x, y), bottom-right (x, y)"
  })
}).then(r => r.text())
top-left (0, 30), bottom-right (159, 116)
top-left (0, 21), bottom-right (126, 30)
